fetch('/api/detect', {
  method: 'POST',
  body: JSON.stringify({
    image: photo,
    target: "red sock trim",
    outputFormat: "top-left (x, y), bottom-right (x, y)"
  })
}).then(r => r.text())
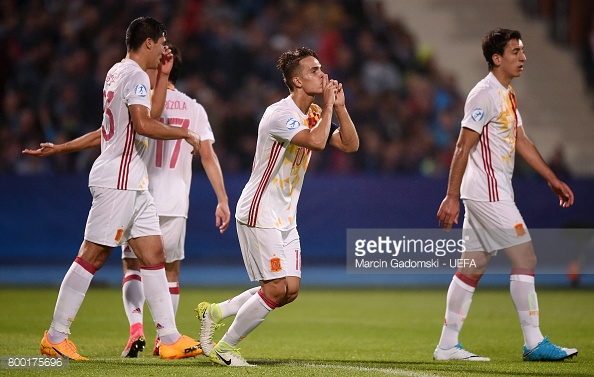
top-left (511, 268), bottom-right (534, 276)
top-left (455, 271), bottom-right (479, 287)
top-left (140, 264), bottom-right (165, 270)
top-left (75, 256), bottom-right (97, 275)
top-left (122, 274), bottom-right (141, 285)
top-left (169, 286), bottom-right (180, 294)
top-left (257, 289), bottom-right (278, 309)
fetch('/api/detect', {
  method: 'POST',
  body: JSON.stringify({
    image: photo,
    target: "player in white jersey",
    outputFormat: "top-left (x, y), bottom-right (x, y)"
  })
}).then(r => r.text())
top-left (34, 17), bottom-right (202, 360)
top-left (119, 42), bottom-right (231, 358)
top-left (24, 42), bottom-right (231, 358)
top-left (196, 47), bottom-right (359, 366)
top-left (434, 28), bottom-right (577, 362)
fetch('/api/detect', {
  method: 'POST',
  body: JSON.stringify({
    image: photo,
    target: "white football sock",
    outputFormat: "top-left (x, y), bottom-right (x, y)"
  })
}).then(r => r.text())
top-left (438, 274), bottom-right (476, 349)
top-left (141, 266), bottom-right (179, 344)
top-left (168, 281), bottom-right (180, 316)
top-left (219, 286), bottom-right (260, 318)
top-left (510, 274), bottom-right (543, 349)
top-left (48, 257), bottom-right (95, 344)
top-left (221, 290), bottom-right (276, 347)
top-left (122, 270), bottom-right (144, 327)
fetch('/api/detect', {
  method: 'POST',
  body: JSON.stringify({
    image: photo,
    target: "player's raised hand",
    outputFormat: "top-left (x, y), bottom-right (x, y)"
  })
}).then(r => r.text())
top-left (22, 142), bottom-right (58, 157)
top-left (158, 45), bottom-right (173, 76)
top-left (333, 81), bottom-right (345, 107)
top-left (322, 74), bottom-right (337, 107)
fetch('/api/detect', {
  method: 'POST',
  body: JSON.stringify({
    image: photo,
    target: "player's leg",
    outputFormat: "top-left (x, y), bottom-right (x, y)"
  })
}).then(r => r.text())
top-left (126, 192), bottom-right (200, 360)
top-left (503, 240), bottom-right (578, 361)
top-left (196, 286), bottom-right (259, 357)
top-left (435, 200), bottom-right (493, 361)
top-left (126, 234), bottom-right (199, 359)
top-left (218, 287), bottom-right (261, 318)
top-left (41, 186), bottom-right (126, 360)
top-left (275, 232), bottom-right (301, 306)
top-left (149, 216), bottom-right (185, 356)
top-left (197, 233), bottom-right (265, 328)
top-left (120, 248), bottom-right (145, 358)
top-left (503, 241), bottom-right (541, 348)
top-left (149, 260), bottom-right (181, 356)
top-left (227, 226), bottom-right (302, 342)
top-left (41, 240), bottom-right (112, 360)
top-left (160, 216), bottom-right (187, 316)
top-left (209, 223), bottom-right (297, 366)
top-left (434, 250), bottom-right (491, 361)
top-left (165, 261), bottom-right (181, 312)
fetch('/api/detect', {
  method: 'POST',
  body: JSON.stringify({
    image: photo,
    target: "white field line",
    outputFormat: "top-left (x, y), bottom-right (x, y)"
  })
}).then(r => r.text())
top-left (300, 362), bottom-right (443, 377)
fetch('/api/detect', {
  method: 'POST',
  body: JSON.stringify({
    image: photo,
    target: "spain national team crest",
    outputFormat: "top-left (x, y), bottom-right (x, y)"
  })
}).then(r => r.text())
top-left (114, 227), bottom-right (125, 243)
top-left (270, 256), bottom-right (282, 272)
top-left (514, 223), bottom-right (526, 237)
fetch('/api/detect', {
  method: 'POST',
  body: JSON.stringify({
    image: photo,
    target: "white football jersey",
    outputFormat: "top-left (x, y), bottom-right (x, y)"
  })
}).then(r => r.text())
top-left (235, 95), bottom-right (321, 230)
top-left (460, 72), bottom-right (522, 202)
top-left (89, 59), bottom-right (151, 190)
top-left (145, 87), bottom-right (215, 218)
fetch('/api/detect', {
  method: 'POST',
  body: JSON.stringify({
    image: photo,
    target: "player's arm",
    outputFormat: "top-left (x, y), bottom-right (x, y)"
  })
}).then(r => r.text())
top-left (515, 126), bottom-right (574, 207)
top-left (437, 127), bottom-right (480, 230)
top-left (22, 128), bottom-right (101, 157)
top-left (129, 104), bottom-right (201, 154)
top-left (328, 82), bottom-right (359, 153)
top-left (290, 75), bottom-right (336, 151)
top-left (199, 140), bottom-right (231, 234)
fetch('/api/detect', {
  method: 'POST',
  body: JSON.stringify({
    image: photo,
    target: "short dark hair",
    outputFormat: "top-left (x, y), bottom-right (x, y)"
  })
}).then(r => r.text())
top-left (482, 28), bottom-right (522, 71)
top-left (125, 17), bottom-right (167, 52)
top-left (166, 41), bottom-right (182, 84)
top-left (276, 47), bottom-right (319, 92)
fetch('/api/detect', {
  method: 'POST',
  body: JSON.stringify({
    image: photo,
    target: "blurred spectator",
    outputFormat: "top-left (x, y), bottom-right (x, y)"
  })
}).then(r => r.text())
top-left (548, 145), bottom-right (573, 180)
top-left (3, 0), bottom-right (473, 177)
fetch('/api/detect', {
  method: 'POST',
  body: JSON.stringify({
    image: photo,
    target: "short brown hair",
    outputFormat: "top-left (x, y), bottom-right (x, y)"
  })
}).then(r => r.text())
top-left (276, 47), bottom-right (319, 92)
top-left (482, 28), bottom-right (522, 71)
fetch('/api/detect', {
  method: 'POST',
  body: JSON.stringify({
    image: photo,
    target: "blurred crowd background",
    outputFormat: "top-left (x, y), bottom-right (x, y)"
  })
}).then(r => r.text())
top-left (1, 0), bottom-right (592, 177)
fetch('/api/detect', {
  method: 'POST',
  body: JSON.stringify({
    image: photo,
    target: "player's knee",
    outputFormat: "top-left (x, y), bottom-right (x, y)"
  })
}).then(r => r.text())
top-left (261, 284), bottom-right (286, 304)
top-left (78, 242), bottom-right (111, 270)
top-left (457, 271), bottom-right (484, 283)
top-left (286, 289), bottom-right (299, 304)
top-left (123, 257), bottom-right (141, 271)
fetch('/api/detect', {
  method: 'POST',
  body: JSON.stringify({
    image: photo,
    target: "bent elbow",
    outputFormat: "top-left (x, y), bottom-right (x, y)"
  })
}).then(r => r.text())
top-left (346, 140), bottom-right (359, 153)
top-left (308, 138), bottom-right (327, 152)
top-left (133, 122), bottom-right (149, 137)
top-left (338, 139), bottom-right (359, 153)
top-left (309, 144), bottom-right (325, 152)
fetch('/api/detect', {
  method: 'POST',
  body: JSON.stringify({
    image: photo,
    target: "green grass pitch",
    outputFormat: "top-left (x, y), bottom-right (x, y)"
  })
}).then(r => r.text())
top-left (0, 286), bottom-right (592, 376)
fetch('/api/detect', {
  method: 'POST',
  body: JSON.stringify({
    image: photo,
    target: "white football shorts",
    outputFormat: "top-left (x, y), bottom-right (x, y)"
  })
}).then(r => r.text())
top-left (84, 187), bottom-right (161, 247)
top-left (236, 220), bottom-right (302, 281)
top-left (121, 216), bottom-right (186, 263)
top-left (462, 199), bottom-right (531, 254)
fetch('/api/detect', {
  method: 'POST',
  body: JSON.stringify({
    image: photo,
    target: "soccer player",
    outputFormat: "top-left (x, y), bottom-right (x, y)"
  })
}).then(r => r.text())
top-left (24, 42), bottom-right (231, 358)
top-left (434, 28), bottom-right (578, 362)
top-left (197, 47), bottom-right (359, 366)
top-left (119, 42), bottom-right (231, 358)
top-left (36, 17), bottom-right (202, 360)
